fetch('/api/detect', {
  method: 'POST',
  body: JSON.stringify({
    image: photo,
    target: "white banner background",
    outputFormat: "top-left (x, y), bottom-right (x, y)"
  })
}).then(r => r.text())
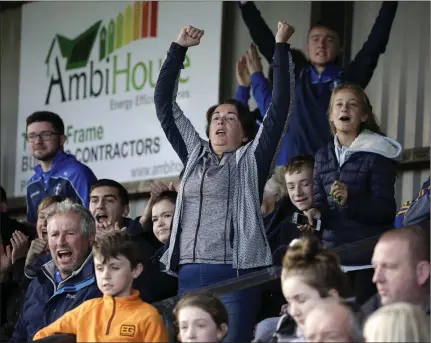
top-left (15, 1), bottom-right (222, 196)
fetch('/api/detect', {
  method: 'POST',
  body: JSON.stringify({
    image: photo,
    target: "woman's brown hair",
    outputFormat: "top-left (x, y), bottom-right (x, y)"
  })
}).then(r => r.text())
top-left (173, 291), bottom-right (228, 334)
top-left (205, 99), bottom-right (256, 143)
top-left (282, 236), bottom-right (353, 298)
top-left (328, 83), bottom-right (384, 136)
top-left (37, 195), bottom-right (67, 215)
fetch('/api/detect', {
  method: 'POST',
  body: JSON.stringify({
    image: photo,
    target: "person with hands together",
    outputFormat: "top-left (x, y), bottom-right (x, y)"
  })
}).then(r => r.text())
top-left (155, 22), bottom-right (295, 342)
top-left (139, 181), bottom-right (176, 228)
top-left (312, 83), bottom-right (402, 305)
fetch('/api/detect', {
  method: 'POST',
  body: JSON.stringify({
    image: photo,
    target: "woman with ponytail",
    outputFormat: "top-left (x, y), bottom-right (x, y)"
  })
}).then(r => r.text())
top-left (266, 236), bottom-right (355, 342)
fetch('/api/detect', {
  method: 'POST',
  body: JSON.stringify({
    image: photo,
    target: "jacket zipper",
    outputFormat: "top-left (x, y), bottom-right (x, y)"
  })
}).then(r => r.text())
top-left (192, 167), bottom-right (208, 262)
top-left (105, 297), bottom-right (116, 335)
top-left (42, 268), bottom-right (57, 294)
top-left (223, 164), bottom-right (231, 263)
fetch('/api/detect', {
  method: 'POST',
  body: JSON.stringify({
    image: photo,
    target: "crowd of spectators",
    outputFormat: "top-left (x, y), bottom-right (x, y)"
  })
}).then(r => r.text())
top-left (1, 1), bottom-right (429, 342)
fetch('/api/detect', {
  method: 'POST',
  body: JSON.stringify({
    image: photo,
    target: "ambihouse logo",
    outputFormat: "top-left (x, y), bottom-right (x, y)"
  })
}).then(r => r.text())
top-left (44, 1), bottom-right (159, 105)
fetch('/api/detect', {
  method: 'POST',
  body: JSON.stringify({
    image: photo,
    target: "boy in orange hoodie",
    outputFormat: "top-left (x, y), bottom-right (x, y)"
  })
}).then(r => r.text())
top-left (33, 230), bottom-right (169, 342)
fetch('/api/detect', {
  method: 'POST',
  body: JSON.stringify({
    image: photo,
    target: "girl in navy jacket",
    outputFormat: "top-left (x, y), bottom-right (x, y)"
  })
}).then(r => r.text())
top-left (305, 83), bottom-right (402, 303)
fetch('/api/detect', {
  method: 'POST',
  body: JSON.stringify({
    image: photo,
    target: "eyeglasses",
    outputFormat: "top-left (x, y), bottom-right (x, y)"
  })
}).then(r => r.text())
top-left (25, 131), bottom-right (59, 142)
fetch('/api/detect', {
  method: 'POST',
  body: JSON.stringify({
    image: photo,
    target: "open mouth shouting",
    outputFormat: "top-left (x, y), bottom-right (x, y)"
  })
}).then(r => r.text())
top-left (215, 129), bottom-right (226, 136)
top-left (339, 115), bottom-right (351, 122)
top-left (57, 249), bottom-right (73, 263)
top-left (95, 213), bottom-right (109, 223)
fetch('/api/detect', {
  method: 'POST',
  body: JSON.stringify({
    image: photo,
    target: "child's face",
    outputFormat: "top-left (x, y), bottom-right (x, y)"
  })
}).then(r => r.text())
top-left (94, 254), bottom-right (142, 297)
top-left (37, 203), bottom-right (56, 241)
top-left (152, 199), bottom-right (175, 244)
top-left (285, 167), bottom-right (314, 211)
top-left (178, 306), bottom-right (226, 343)
top-left (330, 89), bottom-right (368, 135)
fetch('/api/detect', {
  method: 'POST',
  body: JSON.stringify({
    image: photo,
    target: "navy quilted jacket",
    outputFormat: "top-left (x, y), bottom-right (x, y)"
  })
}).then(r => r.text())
top-left (314, 131), bottom-right (402, 265)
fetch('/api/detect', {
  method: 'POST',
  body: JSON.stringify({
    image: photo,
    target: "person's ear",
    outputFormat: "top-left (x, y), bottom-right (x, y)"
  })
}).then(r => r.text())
top-left (59, 134), bottom-right (67, 147)
top-left (132, 263), bottom-right (143, 279)
top-left (217, 323), bottom-right (228, 341)
top-left (328, 288), bottom-right (340, 299)
top-left (122, 205), bottom-right (130, 218)
top-left (242, 136), bottom-right (249, 143)
top-left (416, 260), bottom-right (430, 286)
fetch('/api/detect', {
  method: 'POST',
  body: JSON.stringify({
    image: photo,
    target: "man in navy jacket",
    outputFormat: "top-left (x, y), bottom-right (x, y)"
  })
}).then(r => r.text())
top-left (10, 200), bottom-right (101, 342)
top-left (25, 111), bottom-right (97, 225)
top-left (237, 1), bottom-right (398, 165)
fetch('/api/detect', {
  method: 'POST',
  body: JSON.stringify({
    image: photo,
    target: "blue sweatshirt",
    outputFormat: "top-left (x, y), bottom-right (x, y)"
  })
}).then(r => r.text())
top-left (26, 151), bottom-right (97, 224)
top-left (237, 1), bottom-right (398, 165)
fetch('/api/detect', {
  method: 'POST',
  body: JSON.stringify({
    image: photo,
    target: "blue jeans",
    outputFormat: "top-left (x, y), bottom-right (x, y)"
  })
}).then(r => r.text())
top-left (178, 263), bottom-right (262, 343)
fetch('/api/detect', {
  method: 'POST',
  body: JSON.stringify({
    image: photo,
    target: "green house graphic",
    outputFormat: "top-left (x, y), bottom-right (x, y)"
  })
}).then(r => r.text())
top-left (45, 20), bottom-right (102, 75)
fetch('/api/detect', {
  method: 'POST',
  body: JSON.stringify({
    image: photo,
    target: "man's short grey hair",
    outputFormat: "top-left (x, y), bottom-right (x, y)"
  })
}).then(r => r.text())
top-left (308, 298), bottom-right (364, 343)
top-left (46, 198), bottom-right (96, 236)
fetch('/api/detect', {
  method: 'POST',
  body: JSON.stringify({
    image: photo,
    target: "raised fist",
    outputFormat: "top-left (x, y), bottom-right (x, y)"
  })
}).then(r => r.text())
top-left (275, 21), bottom-right (295, 43)
top-left (174, 25), bottom-right (204, 48)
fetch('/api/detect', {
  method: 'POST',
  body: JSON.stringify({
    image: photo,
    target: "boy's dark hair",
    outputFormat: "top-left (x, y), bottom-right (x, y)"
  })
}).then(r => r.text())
top-left (153, 190), bottom-right (177, 208)
top-left (90, 179), bottom-right (129, 205)
top-left (205, 99), bottom-right (256, 143)
top-left (26, 111), bottom-right (65, 135)
top-left (0, 186), bottom-right (7, 204)
top-left (92, 230), bottom-right (140, 269)
top-left (285, 155), bottom-right (315, 175)
top-left (173, 291), bottom-right (229, 333)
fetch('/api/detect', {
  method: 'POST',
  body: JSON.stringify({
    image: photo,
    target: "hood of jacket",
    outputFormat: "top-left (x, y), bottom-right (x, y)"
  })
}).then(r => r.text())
top-left (335, 130), bottom-right (402, 166)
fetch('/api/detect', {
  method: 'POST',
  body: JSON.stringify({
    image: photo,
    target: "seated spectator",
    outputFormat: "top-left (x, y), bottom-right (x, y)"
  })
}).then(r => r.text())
top-left (0, 186), bottom-right (36, 244)
top-left (362, 226), bottom-right (430, 319)
top-left (138, 181), bottom-right (177, 247)
top-left (274, 154), bottom-right (318, 261)
top-left (89, 179), bottom-right (163, 302)
top-left (0, 234), bottom-right (29, 341)
top-left (0, 186), bottom-right (37, 340)
top-left (140, 189), bottom-right (179, 301)
top-left (173, 291), bottom-right (228, 343)
top-left (363, 302), bottom-right (430, 342)
top-left (33, 230), bottom-right (169, 342)
top-left (309, 83), bottom-right (402, 304)
top-left (90, 179), bottom-right (144, 235)
top-left (395, 177), bottom-right (430, 230)
top-left (262, 236), bottom-right (354, 343)
top-left (25, 111), bottom-right (97, 225)
top-left (257, 157), bottom-right (317, 323)
top-left (10, 199), bottom-right (101, 342)
top-left (25, 196), bottom-right (66, 270)
top-left (304, 298), bottom-right (363, 343)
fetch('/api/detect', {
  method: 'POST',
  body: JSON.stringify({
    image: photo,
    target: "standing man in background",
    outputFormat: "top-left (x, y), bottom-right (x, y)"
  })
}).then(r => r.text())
top-left (25, 111), bottom-right (97, 225)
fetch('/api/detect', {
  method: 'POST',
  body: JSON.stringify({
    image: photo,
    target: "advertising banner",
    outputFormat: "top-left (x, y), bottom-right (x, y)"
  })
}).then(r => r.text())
top-left (15, 1), bottom-right (223, 196)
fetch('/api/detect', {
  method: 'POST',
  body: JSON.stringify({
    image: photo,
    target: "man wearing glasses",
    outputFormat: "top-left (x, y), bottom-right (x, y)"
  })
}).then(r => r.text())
top-left (25, 111), bottom-right (97, 225)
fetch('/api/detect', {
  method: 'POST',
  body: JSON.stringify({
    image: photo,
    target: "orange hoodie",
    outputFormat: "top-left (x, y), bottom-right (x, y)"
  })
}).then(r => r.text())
top-left (33, 290), bottom-right (169, 342)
